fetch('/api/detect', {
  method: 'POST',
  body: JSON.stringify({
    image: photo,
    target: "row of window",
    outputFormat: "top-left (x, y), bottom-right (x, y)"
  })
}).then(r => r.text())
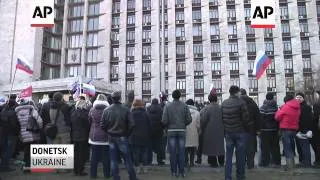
top-left (67, 33), bottom-right (98, 48)
top-left (68, 3), bottom-right (99, 18)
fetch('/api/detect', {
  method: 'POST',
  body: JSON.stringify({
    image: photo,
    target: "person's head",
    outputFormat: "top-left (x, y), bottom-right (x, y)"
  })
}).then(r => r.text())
top-left (186, 99), bottom-right (194, 106)
top-left (240, 88), bottom-right (247, 96)
top-left (75, 99), bottom-right (91, 110)
top-left (229, 86), bottom-right (240, 97)
top-left (132, 99), bottom-right (144, 109)
top-left (53, 92), bottom-right (63, 102)
top-left (295, 92), bottom-right (305, 103)
top-left (172, 90), bottom-right (181, 100)
top-left (159, 92), bottom-right (167, 102)
top-left (107, 95), bottom-right (113, 105)
top-left (69, 96), bottom-right (74, 102)
top-left (314, 91), bottom-right (320, 103)
top-left (96, 94), bottom-right (107, 101)
top-left (48, 92), bottom-right (54, 100)
top-left (127, 91), bottom-right (135, 102)
top-left (266, 92), bottom-right (274, 101)
top-left (9, 94), bottom-right (17, 100)
top-left (151, 98), bottom-right (159, 105)
top-left (79, 96), bottom-right (85, 100)
top-left (111, 91), bottom-right (121, 103)
top-left (284, 94), bottom-right (294, 103)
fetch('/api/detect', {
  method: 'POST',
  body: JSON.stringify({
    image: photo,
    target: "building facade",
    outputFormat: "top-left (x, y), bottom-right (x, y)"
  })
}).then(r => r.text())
top-left (1, 0), bottom-right (320, 105)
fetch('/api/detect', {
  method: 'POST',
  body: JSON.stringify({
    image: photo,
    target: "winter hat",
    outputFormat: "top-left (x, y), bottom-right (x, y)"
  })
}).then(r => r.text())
top-left (284, 94), bottom-right (294, 103)
top-left (186, 99), bottom-right (194, 106)
top-left (240, 89), bottom-right (247, 96)
top-left (296, 92), bottom-right (305, 99)
top-left (229, 86), bottom-right (240, 95)
top-left (208, 88), bottom-right (217, 102)
top-left (151, 98), bottom-right (159, 105)
top-left (266, 92), bottom-right (274, 100)
top-left (111, 91), bottom-right (121, 102)
top-left (53, 92), bottom-right (63, 102)
top-left (172, 90), bottom-right (181, 99)
top-left (76, 100), bottom-right (92, 110)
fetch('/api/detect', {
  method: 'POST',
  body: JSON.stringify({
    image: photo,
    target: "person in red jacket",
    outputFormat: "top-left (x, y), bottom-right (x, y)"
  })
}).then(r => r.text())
top-left (275, 94), bottom-right (301, 170)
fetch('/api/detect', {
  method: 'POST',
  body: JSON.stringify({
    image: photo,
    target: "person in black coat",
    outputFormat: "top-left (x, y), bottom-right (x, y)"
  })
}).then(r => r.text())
top-left (312, 91), bottom-right (320, 166)
top-left (147, 98), bottom-right (164, 165)
top-left (240, 89), bottom-right (260, 169)
top-left (129, 99), bottom-right (151, 174)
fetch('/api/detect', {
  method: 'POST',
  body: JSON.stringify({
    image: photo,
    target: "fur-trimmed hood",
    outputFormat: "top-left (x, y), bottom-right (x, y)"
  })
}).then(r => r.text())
top-left (93, 100), bottom-right (109, 110)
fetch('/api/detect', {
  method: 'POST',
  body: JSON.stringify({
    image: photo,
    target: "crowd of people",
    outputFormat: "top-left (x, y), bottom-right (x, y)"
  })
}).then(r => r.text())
top-left (0, 86), bottom-right (319, 180)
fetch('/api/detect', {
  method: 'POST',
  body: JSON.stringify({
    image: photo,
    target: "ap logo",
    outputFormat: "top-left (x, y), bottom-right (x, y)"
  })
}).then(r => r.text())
top-left (251, 0), bottom-right (275, 28)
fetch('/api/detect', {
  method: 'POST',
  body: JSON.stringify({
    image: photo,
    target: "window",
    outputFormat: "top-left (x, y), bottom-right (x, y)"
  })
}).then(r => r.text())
top-left (264, 28), bottom-right (273, 36)
top-left (286, 77), bottom-right (294, 89)
top-left (176, 45), bottom-right (185, 55)
top-left (87, 49), bottom-right (98, 62)
top-left (87, 33), bottom-right (98, 47)
top-left (86, 65), bottom-right (97, 78)
top-left (165, 79), bottom-right (168, 90)
top-left (127, 15), bottom-right (135, 25)
top-left (303, 57), bottom-right (311, 69)
top-left (280, 6), bottom-right (288, 17)
top-left (193, 25), bottom-right (202, 36)
top-left (281, 23), bottom-right (290, 33)
top-left (265, 41), bottom-right (274, 51)
top-left (212, 79), bottom-right (222, 90)
top-left (143, 80), bottom-right (151, 91)
top-left (247, 42), bottom-right (256, 52)
top-left (176, 27), bottom-right (185, 37)
top-left (68, 19), bottom-right (83, 32)
top-left (88, 3), bottom-right (99, 16)
top-left (176, 11), bottom-right (184, 21)
top-left (193, 44), bottom-right (203, 54)
top-left (112, 16), bottom-right (119, 26)
top-left (142, 63), bottom-right (151, 73)
top-left (67, 66), bottom-right (80, 77)
top-left (301, 40), bottom-right (310, 51)
top-left (143, 14), bottom-right (151, 24)
top-left (300, 23), bottom-right (309, 33)
top-left (111, 65), bottom-right (119, 75)
top-left (126, 63), bottom-right (135, 73)
top-left (283, 40), bottom-right (292, 51)
top-left (228, 24), bottom-right (237, 35)
top-left (113, 2), bottom-right (120, 13)
top-left (211, 61), bottom-right (221, 71)
top-left (227, 9), bottom-right (236, 18)
top-left (127, 47), bottom-right (135, 57)
top-left (127, 31), bottom-right (135, 41)
top-left (248, 60), bottom-right (254, 71)
top-left (142, 46), bottom-right (151, 56)
top-left (230, 78), bottom-right (240, 87)
top-left (87, 18), bottom-right (99, 31)
top-left (230, 60), bottom-right (239, 71)
top-left (176, 0), bottom-right (184, 5)
top-left (244, 8), bottom-right (251, 18)
top-left (143, 0), bottom-right (151, 9)
top-left (68, 35), bottom-right (83, 48)
top-left (304, 76), bottom-right (313, 89)
top-left (177, 62), bottom-right (186, 72)
top-left (249, 78), bottom-right (258, 89)
top-left (194, 79), bottom-right (204, 89)
top-left (246, 25), bottom-right (255, 35)
top-left (69, 6), bottom-right (84, 17)
top-left (267, 77), bottom-right (276, 88)
top-left (192, 10), bottom-right (201, 20)
top-left (127, 81), bottom-right (135, 91)
top-left (177, 79), bottom-right (186, 89)
top-left (127, 0), bottom-right (135, 9)
top-left (298, 5), bottom-right (307, 16)
top-left (317, 5), bottom-right (320, 16)
top-left (229, 42), bottom-right (238, 53)
top-left (111, 31), bottom-right (119, 41)
top-left (211, 43), bottom-right (220, 53)
top-left (143, 30), bottom-right (151, 39)
top-left (164, 45), bottom-right (168, 56)
top-left (194, 61), bottom-right (203, 71)
top-left (192, 0), bottom-right (201, 4)
top-left (112, 48), bottom-right (119, 57)
top-left (209, 9), bottom-right (219, 19)
top-left (285, 58), bottom-right (293, 70)
top-left (210, 25), bottom-right (220, 35)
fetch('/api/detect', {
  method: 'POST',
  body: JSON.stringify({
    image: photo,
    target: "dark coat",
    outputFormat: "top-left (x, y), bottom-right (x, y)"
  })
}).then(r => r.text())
top-left (298, 101), bottom-right (313, 133)
top-left (0, 104), bottom-right (20, 136)
top-left (313, 103), bottom-right (320, 131)
top-left (241, 95), bottom-right (260, 134)
top-left (147, 103), bottom-right (163, 138)
top-left (88, 101), bottom-right (109, 143)
top-left (129, 107), bottom-right (151, 147)
top-left (222, 95), bottom-right (250, 133)
top-left (71, 108), bottom-right (90, 141)
top-left (200, 102), bottom-right (225, 156)
top-left (260, 100), bottom-right (279, 131)
top-left (161, 100), bottom-right (192, 130)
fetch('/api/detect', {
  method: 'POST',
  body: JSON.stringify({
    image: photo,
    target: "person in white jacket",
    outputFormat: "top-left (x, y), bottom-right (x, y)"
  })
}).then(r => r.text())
top-left (185, 99), bottom-right (200, 167)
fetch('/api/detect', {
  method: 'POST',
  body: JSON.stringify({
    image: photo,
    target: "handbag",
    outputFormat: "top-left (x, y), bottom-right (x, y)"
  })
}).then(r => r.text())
top-left (44, 107), bottom-right (60, 139)
top-left (26, 108), bottom-right (40, 133)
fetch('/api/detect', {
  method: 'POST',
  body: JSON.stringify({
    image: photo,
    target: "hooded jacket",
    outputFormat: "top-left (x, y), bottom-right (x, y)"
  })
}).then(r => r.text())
top-left (241, 95), bottom-right (260, 134)
top-left (15, 105), bottom-right (43, 143)
top-left (275, 99), bottom-right (301, 130)
top-left (129, 107), bottom-right (151, 147)
top-left (260, 100), bottom-right (279, 131)
top-left (185, 105), bottom-right (200, 147)
top-left (70, 101), bottom-right (91, 141)
top-left (89, 100), bottom-right (109, 145)
top-left (147, 100), bottom-right (163, 137)
top-left (298, 101), bottom-right (313, 133)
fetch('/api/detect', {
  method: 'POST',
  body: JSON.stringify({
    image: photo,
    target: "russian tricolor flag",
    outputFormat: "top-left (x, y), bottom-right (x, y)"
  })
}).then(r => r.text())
top-left (252, 51), bottom-right (272, 80)
top-left (82, 83), bottom-right (96, 96)
top-left (16, 58), bottom-right (33, 75)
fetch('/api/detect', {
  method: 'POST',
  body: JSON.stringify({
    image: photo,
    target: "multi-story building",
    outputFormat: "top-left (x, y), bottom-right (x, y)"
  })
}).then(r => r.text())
top-left (1, 0), bottom-right (320, 105)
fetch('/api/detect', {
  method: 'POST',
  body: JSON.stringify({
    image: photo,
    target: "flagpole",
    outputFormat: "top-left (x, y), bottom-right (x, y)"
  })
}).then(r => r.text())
top-left (8, 68), bottom-right (17, 100)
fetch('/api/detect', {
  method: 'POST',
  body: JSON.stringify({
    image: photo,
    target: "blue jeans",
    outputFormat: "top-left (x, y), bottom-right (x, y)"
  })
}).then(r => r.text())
top-left (90, 145), bottom-right (110, 178)
top-left (109, 137), bottom-right (137, 180)
top-left (225, 132), bottom-right (247, 180)
top-left (281, 130), bottom-right (297, 160)
top-left (298, 138), bottom-right (312, 167)
top-left (131, 145), bottom-right (149, 166)
top-left (0, 135), bottom-right (17, 169)
top-left (168, 131), bottom-right (186, 175)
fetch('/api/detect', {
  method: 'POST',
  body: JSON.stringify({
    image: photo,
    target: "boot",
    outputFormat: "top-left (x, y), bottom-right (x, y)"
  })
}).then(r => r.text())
top-left (285, 158), bottom-right (295, 171)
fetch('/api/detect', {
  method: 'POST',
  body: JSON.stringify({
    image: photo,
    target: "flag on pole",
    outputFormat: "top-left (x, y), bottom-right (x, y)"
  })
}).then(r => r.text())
top-left (16, 58), bottom-right (33, 74)
top-left (18, 86), bottom-right (32, 98)
top-left (82, 83), bottom-right (96, 96)
top-left (73, 85), bottom-right (81, 99)
top-left (252, 51), bottom-right (272, 80)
